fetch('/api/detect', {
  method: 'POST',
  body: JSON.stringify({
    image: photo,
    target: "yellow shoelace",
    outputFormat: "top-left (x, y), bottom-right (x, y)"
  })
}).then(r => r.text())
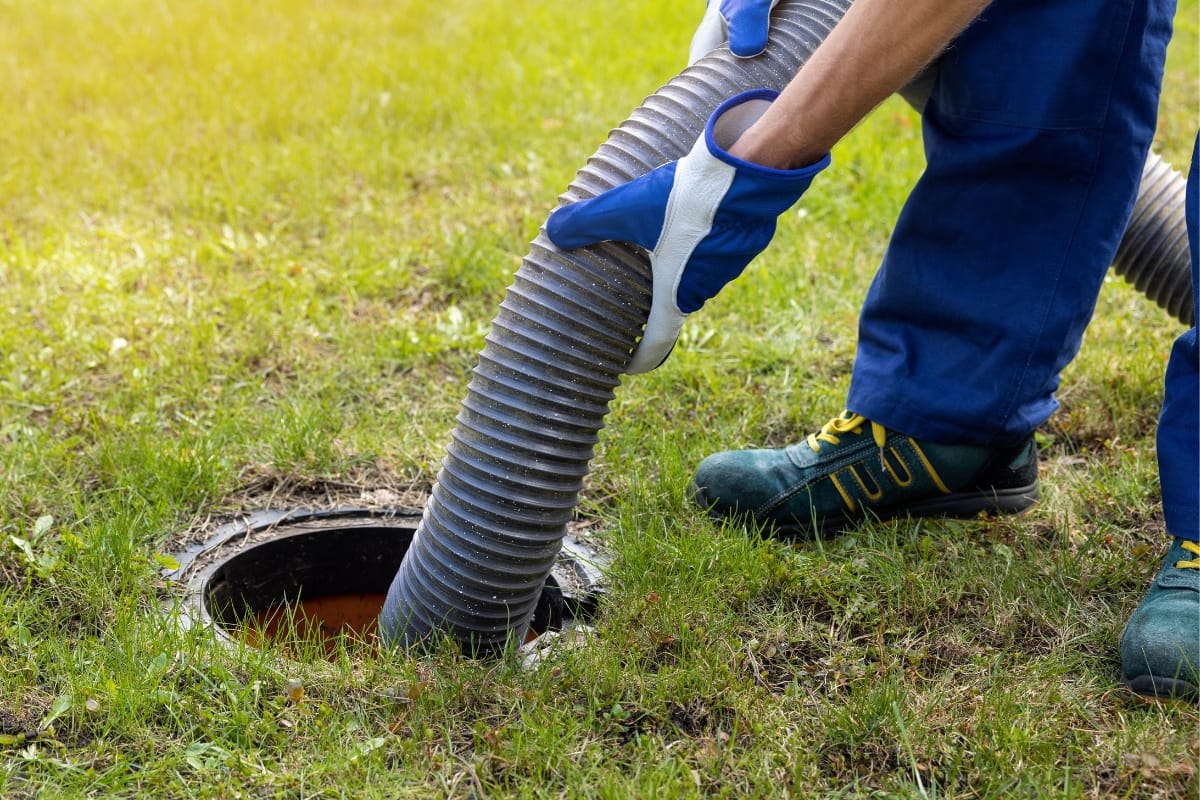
top-left (806, 411), bottom-right (888, 460)
top-left (1176, 540), bottom-right (1200, 569)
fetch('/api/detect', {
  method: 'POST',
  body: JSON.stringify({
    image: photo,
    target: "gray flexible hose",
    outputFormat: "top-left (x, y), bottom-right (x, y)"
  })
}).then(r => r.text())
top-left (381, 0), bottom-right (1192, 654)
top-left (1113, 154), bottom-right (1194, 325)
top-left (381, 0), bottom-right (856, 653)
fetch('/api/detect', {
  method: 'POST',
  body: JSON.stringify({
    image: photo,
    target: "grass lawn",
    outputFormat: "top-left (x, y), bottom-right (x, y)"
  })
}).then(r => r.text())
top-left (1, 0), bottom-right (1197, 797)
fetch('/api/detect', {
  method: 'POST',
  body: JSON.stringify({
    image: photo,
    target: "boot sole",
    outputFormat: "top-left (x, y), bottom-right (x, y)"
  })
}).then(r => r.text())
top-left (751, 482), bottom-right (1041, 538)
top-left (1120, 671), bottom-right (1200, 703)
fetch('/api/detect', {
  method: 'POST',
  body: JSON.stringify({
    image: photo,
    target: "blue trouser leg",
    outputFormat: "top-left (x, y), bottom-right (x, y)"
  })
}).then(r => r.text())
top-left (847, 0), bottom-right (1176, 447)
top-left (1158, 133), bottom-right (1199, 541)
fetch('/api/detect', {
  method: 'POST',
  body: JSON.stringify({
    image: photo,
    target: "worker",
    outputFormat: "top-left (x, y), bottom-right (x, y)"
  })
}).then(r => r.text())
top-left (546, 0), bottom-right (1197, 699)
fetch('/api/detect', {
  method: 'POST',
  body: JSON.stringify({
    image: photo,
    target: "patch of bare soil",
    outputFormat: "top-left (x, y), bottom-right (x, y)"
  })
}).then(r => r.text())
top-left (0, 704), bottom-right (40, 741)
top-left (165, 467), bottom-right (431, 554)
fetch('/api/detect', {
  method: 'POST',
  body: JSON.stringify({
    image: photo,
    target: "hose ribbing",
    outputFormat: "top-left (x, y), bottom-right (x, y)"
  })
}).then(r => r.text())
top-left (1112, 153), bottom-right (1194, 326)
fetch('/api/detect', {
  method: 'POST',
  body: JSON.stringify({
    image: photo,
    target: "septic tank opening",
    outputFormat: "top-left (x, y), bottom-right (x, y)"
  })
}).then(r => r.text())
top-left (166, 508), bottom-right (607, 654)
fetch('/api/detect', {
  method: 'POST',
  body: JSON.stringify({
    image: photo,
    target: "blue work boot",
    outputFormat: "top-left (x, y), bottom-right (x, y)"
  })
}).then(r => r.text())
top-left (1119, 538), bottom-right (1200, 702)
top-left (689, 411), bottom-right (1039, 537)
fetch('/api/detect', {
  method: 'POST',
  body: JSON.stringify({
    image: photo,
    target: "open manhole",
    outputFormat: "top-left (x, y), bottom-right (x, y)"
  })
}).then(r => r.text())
top-left (165, 507), bottom-right (608, 654)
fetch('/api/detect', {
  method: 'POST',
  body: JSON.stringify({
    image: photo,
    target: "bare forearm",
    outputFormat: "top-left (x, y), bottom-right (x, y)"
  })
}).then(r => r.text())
top-left (730, 0), bottom-right (992, 169)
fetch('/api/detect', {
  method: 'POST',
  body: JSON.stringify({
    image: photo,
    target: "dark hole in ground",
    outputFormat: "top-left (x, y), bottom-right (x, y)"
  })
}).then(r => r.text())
top-left (173, 510), bottom-right (604, 656)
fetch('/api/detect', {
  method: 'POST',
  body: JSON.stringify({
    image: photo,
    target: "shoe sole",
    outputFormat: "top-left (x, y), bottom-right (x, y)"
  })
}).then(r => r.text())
top-left (698, 481), bottom-right (1040, 538)
top-left (1120, 671), bottom-right (1200, 703)
top-left (894, 483), bottom-right (1041, 519)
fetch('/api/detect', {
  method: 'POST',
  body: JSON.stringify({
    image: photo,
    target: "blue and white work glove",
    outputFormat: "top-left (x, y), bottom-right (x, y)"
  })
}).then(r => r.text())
top-left (688, 0), bottom-right (780, 65)
top-left (546, 89), bottom-right (830, 374)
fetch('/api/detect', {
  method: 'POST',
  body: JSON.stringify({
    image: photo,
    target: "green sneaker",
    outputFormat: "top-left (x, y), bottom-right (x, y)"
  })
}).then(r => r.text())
top-left (689, 411), bottom-right (1039, 537)
top-left (1119, 538), bottom-right (1199, 702)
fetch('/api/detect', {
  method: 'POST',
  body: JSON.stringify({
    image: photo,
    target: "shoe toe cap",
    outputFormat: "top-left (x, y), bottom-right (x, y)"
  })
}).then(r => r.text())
top-left (1120, 588), bottom-right (1199, 698)
top-left (690, 448), bottom-right (792, 517)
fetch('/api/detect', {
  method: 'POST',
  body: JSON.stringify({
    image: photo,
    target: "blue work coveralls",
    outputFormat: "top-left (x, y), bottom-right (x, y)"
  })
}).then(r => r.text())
top-left (845, 0), bottom-right (1197, 539)
top-left (1159, 136), bottom-right (1198, 540)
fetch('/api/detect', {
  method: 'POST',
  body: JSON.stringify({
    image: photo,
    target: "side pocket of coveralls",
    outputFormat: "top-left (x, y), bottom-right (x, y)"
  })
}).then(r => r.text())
top-left (930, 0), bottom-right (1139, 131)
